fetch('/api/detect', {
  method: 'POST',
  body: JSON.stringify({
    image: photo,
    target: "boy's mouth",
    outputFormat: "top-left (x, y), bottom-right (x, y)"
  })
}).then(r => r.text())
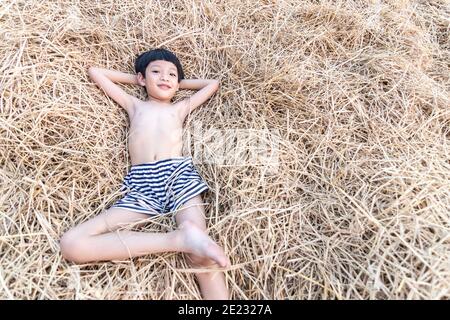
top-left (158, 84), bottom-right (171, 90)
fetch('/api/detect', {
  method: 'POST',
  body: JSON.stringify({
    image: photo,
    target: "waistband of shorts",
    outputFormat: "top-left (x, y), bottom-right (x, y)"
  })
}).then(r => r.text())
top-left (129, 156), bottom-right (192, 170)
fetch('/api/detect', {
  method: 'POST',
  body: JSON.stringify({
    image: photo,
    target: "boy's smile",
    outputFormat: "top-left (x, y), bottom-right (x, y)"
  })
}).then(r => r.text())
top-left (158, 84), bottom-right (171, 90)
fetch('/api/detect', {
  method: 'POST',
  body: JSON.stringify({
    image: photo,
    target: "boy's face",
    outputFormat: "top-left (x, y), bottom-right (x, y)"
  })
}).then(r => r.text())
top-left (137, 60), bottom-right (180, 103)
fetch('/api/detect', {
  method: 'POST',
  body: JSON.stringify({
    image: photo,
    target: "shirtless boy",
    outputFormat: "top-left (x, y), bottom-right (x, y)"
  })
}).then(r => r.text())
top-left (60, 48), bottom-right (230, 300)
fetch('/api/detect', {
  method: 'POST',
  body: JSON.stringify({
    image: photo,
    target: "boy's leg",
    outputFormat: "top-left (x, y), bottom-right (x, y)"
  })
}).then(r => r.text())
top-left (60, 207), bottom-right (229, 266)
top-left (60, 207), bottom-right (182, 263)
top-left (175, 195), bottom-right (230, 300)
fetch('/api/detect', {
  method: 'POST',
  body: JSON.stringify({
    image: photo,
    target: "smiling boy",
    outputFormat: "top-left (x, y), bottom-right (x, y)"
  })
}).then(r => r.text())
top-left (59, 48), bottom-right (230, 300)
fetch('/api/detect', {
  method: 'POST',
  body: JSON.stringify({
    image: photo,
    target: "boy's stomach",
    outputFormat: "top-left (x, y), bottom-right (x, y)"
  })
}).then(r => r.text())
top-left (128, 127), bottom-right (183, 165)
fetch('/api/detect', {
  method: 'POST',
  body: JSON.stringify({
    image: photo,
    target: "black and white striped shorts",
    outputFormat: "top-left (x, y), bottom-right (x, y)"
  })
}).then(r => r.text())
top-left (111, 156), bottom-right (209, 215)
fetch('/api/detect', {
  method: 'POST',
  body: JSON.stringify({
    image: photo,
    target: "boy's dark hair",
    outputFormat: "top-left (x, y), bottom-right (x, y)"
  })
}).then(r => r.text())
top-left (135, 48), bottom-right (185, 83)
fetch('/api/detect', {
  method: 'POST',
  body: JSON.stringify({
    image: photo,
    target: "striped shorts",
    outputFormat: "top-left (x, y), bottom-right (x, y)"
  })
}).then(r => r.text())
top-left (111, 156), bottom-right (209, 215)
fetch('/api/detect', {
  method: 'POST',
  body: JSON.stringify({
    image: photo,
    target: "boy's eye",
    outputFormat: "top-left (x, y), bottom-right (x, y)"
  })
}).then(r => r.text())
top-left (152, 70), bottom-right (175, 77)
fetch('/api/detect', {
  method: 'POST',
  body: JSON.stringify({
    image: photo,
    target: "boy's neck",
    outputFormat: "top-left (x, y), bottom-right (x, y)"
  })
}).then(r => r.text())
top-left (147, 96), bottom-right (171, 105)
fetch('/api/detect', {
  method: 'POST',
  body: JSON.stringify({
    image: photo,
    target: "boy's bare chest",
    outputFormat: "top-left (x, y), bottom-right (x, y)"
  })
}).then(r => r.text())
top-left (129, 103), bottom-right (183, 135)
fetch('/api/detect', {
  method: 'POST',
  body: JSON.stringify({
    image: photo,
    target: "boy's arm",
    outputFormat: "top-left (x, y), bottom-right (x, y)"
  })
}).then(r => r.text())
top-left (177, 79), bottom-right (220, 121)
top-left (88, 67), bottom-right (139, 117)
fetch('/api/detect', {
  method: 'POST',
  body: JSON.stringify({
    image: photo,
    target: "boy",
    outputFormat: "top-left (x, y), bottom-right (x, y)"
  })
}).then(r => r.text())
top-left (60, 48), bottom-right (230, 300)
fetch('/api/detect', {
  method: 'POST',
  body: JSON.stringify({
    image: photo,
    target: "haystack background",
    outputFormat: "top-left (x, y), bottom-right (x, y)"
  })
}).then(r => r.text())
top-left (1, 0), bottom-right (449, 299)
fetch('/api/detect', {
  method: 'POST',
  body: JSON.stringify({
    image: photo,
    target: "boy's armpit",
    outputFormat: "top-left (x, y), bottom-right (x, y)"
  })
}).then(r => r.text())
top-left (88, 67), bottom-right (137, 118)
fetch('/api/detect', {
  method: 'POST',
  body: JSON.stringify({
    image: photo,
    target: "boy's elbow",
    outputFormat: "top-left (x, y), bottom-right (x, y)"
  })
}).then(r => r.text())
top-left (87, 67), bottom-right (95, 77)
top-left (87, 67), bottom-right (105, 82)
top-left (88, 67), bottom-right (102, 77)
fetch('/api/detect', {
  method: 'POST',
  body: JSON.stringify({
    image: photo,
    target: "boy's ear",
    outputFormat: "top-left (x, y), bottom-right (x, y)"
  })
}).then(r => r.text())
top-left (136, 72), bottom-right (146, 86)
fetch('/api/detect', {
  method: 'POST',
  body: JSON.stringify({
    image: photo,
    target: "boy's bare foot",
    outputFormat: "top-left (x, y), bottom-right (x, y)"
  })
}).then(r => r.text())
top-left (177, 221), bottom-right (230, 268)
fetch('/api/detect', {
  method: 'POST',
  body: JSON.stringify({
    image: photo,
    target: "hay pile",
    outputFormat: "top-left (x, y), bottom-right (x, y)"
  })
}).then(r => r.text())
top-left (1, 0), bottom-right (449, 299)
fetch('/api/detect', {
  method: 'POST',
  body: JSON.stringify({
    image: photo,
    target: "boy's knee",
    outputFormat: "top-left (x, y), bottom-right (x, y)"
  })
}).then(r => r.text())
top-left (59, 230), bottom-right (90, 264)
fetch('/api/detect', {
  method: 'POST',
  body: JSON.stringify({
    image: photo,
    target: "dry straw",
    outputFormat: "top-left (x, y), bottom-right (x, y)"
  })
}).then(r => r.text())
top-left (1, 0), bottom-right (449, 299)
